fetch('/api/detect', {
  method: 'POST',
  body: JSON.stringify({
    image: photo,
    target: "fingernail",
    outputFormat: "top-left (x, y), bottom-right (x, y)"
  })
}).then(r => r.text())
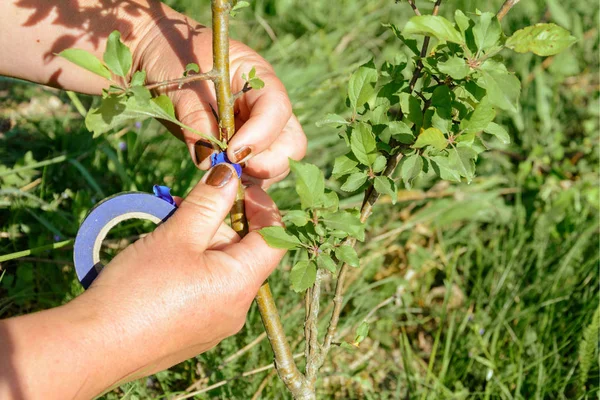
top-left (231, 146), bottom-right (252, 163)
top-left (204, 164), bottom-right (234, 187)
top-left (194, 140), bottom-right (216, 168)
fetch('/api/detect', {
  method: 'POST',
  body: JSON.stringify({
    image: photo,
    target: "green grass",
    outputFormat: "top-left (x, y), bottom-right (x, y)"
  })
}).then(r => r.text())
top-left (1, 0), bottom-right (599, 398)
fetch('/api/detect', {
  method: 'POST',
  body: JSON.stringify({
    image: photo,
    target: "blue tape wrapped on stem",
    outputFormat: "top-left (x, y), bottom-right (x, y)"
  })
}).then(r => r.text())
top-left (210, 152), bottom-right (242, 177)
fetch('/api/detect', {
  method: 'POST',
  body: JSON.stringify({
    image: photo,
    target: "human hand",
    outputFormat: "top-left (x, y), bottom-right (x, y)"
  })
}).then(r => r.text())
top-left (67, 164), bottom-right (285, 396)
top-left (133, 10), bottom-right (306, 187)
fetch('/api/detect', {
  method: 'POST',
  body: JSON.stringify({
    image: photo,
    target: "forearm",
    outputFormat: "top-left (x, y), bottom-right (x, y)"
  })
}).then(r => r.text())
top-left (0, 0), bottom-right (179, 94)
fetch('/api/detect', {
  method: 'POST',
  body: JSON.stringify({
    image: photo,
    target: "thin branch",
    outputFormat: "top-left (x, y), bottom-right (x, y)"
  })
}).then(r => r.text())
top-left (251, 370), bottom-right (277, 400)
top-left (408, 0), bottom-right (442, 92)
top-left (232, 81), bottom-right (252, 102)
top-left (144, 70), bottom-right (216, 91)
top-left (305, 269), bottom-right (325, 385)
top-left (406, 0), bottom-right (422, 16)
top-left (496, 0), bottom-right (521, 22)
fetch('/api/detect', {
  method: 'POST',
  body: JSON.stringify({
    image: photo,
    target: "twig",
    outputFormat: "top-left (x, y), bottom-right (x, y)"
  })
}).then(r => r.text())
top-left (496, 0), bottom-right (521, 22)
top-left (251, 370), bottom-right (277, 400)
top-left (408, 0), bottom-right (442, 92)
top-left (406, 0), bottom-right (422, 16)
top-left (305, 269), bottom-right (325, 385)
top-left (144, 70), bottom-right (216, 91)
top-left (232, 81), bottom-right (252, 102)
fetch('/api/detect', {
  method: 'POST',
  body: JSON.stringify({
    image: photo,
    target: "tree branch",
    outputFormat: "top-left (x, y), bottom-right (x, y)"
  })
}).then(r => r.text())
top-left (144, 70), bottom-right (216, 91)
top-left (496, 0), bottom-right (521, 22)
top-left (406, 0), bottom-right (422, 16)
top-left (233, 81), bottom-right (252, 102)
top-left (316, 0), bottom-right (443, 373)
top-left (305, 269), bottom-right (325, 385)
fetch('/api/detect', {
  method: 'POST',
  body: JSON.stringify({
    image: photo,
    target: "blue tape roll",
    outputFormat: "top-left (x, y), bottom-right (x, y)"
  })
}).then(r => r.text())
top-left (73, 191), bottom-right (177, 289)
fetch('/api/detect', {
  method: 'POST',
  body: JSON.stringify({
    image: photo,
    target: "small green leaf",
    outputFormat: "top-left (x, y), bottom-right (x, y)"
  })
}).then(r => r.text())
top-left (403, 15), bottom-right (464, 44)
top-left (103, 31), bottom-right (132, 78)
top-left (152, 95), bottom-right (176, 119)
top-left (506, 23), bottom-right (577, 56)
top-left (341, 171), bottom-right (368, 192)
top-left (473, 13), bottom-right (502, 53)
top-left (400, 154), bottom-right (423, 189)
top-left (248, 77), bottom-right (265, 90)
top-left (258, 226), bottom-right (303, 249)
top-left (438, 56), bottom-right (470, 80)
top-left (477, 61), bottom-right (521, 113)
top-left (382, 121), bottom-right (413, 144)
top-left (372, 155), bottom-right (387, 173)
top-left (348, 61), bottom-right (377, 111)
top-left (129, 86), bottom-right (152, 104)
top-left (354, 321), bottom-right (370, 345)
top-left (335, 245), bottom-right (360, 267)
top-left (351, 123), bottom-right (378, 166)
top-left (290, 160), bottom-right (324, 209)
top-left (321, 191), bottom-right (340, 212)
top-left (317, 254), bottom-right (337, 274)
top-left (413, 127), bottom-right (447, 150)
top-left (321, 211), bottom-right (365, 240)
top-left (184, 63), bottom-right (200, 76)
top-left (58, 49), bottom-right (111, 80)
top-left (484, 122), bottom-right (510, 144)
top-left (290, 261), bottom-right (317, 292)
top-left (374, 176), bottom-right (397, 204)
top-left (460, 97), bottom-right (496, 134)
top-left (316, 113), bottom-right (349, 128)
top-left (332, 154), bottom-right (358, 177)
top-left (230, 0), bottom-right (250, 17)
top-left (249, 66), bottom-right (256, 79)
top-left (130, 70), bottom-right (146, 86)
top-left (283, 210), bottom-right (310, 227)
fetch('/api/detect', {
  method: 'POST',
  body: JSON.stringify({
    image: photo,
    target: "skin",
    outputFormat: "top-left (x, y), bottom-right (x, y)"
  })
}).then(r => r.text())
top-left (0, 1), bottom-right (306, 398)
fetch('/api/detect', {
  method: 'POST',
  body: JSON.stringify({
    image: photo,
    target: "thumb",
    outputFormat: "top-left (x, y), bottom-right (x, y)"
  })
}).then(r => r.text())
top-left (165, 163), bottom-right (239, 251)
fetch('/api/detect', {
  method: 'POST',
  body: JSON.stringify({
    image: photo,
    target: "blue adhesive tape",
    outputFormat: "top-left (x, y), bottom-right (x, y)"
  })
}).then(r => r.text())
top-left (73, 190), bottom-right (177, 289)
top-left (210, 152), bottom-right (242, 177)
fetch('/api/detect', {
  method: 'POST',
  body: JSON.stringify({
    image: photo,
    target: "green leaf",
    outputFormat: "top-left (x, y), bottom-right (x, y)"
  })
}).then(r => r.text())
top-left (354, 321), bottom-right (370, 345)
top-left (316, 113), bottom-right (349, 128)
top-left (321, 191), bottom-right (340, 212)
top-left (341, 171), bottom-right (368, 192)
top-left (317, 253), bottom-right (337, 274)
top-left (258, 226), bottom-right (303, 249)
top-left (332, 154), bottom-right (358, 177)
top-left (400, 154), bottom-right (423, 189)
top-left (58, 49), bottom-right (112, 80)
top-left (128, 86), bottom-right (152, 104)
top-left (351, 123), bottom-right (378, 166)
top-left (248, 77), bottom-right (265, 90)
top-left (484, 122), bottom-right (510, 144)
top-left (151, 95), bottom-right (176, 119)
top-left (382, 121), bottom-right (413, 144)
top-left (430, 155), bottom-right (461, 182)
top-left (477, 61), bottom-right (521, 113)
top-left (103, 31), bottom-right (132, 78)
top-left (403, 16), bottom-right (464, 44)
top-left (454, 10), bottom-right (471, 36)
top-left (473, 13), bottom-right (501, 53)
top-left (249, 67), bottom-right (256, 79)
top-left (230, 0), bottom-right (250, 17)
top-left (413, 127), bottom-right (447, 151)
top-left (289, 160), bottom-right (324, 209)
top-left (449, 146), bottom-right (477, 183)
top-left (374, 176), bottom-right (397, 204)
top-left (506, 23), bottom-right (577, 56)
top-left (438, 56), bottom-right (470, 80)
top-left (290, 261), bottom-right (317, 292)
top-left (335, 245), bottom-right (360, 267)
top-left (348, 61), bottom-right (377, 111)
top-left (460, 97), bottom-right (496, 134)
top-left (372, 155), bottom-right (387, 173)
top-left (184, 63), bottom-right (199, 76)
top-left (130, 70), bottom-right (146, 86)
top-left (283, 210), bottom-right (310, 227)
top-left (321, 211), bottom-right (365, 240)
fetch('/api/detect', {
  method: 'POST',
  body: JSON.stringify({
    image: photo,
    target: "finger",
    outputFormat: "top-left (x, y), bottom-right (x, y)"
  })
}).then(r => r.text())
top-left (226, 72), bottom-right (292, 164)
top-left (209, 222), bottom-right (240, 250)
top-left (242, 114), bottom-right (306, 179)
top-left (165, 163), bottom-right (239, 251)
top-left (223, 186), bottom-right (286, 285)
